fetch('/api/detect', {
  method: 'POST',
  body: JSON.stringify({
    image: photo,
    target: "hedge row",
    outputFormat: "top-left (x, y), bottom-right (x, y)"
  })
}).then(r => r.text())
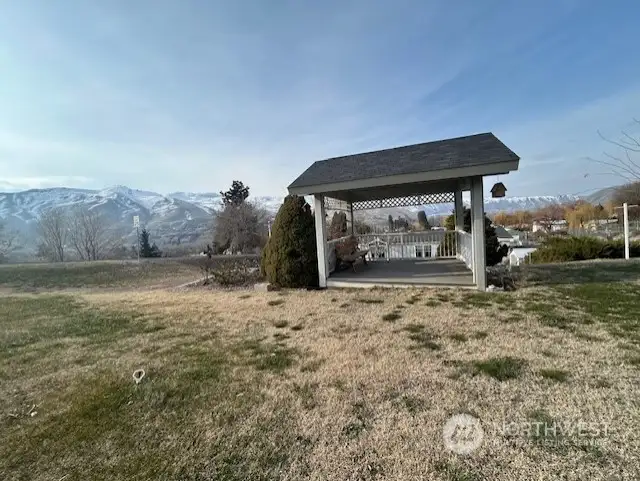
top-left (530, 236), bottom-right (640, 264)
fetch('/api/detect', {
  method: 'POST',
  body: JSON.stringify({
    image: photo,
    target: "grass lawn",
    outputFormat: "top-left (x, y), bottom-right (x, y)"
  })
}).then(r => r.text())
top-left (0, 259), bottom-right (203, 291)
top-left (519, 258), bottom-right (640, 285)
top-left (1, 271), bottom-right (639, 479)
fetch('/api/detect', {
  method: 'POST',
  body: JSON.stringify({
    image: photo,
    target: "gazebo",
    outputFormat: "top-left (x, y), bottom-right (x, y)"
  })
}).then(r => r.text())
top-left (287, 132), bottom-right (520, 291)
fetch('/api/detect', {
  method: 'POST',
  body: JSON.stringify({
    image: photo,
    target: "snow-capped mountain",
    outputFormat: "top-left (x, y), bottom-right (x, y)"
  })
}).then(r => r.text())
top-left (0, 186), bottom-right (279, 253)
top-left (354, 194), bottom-right (580, 224)
top-left (0, 185), bottom-right (581, 254)
top-left (479, 194), bottom-right (580, 213)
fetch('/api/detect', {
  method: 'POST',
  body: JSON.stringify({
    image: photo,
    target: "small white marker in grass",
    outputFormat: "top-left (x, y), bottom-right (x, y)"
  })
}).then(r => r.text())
top-left (133, 369), bottom-right (146, 385)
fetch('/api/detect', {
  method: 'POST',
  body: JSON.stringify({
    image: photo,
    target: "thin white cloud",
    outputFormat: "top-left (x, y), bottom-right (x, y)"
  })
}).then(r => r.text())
top-left (0, 176), bottom-right (94, 192)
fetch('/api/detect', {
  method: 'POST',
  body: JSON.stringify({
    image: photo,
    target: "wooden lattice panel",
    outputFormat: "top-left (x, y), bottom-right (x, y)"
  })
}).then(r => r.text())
top-left (352, 192), bottom-right (454, 210)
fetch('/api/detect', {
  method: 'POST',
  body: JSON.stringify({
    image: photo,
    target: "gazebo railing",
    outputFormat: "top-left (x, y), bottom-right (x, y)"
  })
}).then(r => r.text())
top-left (456, 230), bottom-right (473, 269)
top-left (357, 231), bottom-right (457, 261)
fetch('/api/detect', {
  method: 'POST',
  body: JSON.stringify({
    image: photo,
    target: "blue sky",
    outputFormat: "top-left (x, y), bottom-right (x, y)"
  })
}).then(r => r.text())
top-left (1, 0), bottom-right (638, 197)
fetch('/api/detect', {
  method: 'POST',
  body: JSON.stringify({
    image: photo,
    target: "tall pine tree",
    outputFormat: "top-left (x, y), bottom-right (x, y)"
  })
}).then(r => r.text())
top-left (220, 181), bottom-right (250, 206)
top-left (139, 228), bottom-right (162, 258)
top-left (261, 195), bottom-right (318, 287)
top-left (329, 212), bottom-right (348, 239)
top-left (417, 211), bottom-right (430, 230)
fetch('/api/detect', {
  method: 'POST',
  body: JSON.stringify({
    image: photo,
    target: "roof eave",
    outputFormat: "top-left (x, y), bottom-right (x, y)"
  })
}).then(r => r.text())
top-left (288, 159), bottom-right (519, 196)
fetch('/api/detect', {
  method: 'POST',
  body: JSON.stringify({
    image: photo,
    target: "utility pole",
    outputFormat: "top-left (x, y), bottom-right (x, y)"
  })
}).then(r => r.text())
top-left (623, 203), bottom-right (630, 260)
top-left (133, 216), bottom-right (140, 263)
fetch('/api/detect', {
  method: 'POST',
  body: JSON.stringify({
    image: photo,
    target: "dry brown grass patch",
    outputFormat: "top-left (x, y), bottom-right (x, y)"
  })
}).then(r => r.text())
top-left (1, 284), bottom-right (639, 479)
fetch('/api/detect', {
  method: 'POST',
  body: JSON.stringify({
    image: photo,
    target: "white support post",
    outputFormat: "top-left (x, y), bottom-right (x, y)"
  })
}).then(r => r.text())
top-left (470, 177), bottom-right (487, 291)
top-left (349, 203), bottom-right (355, 235)
top-left (313, 194), bottom-right (329, 288)
top-left (623, 202), bottom-right (630, 260)
top-left (454, 188), bottom-right (464, 262)
top-left (454, 189), bottom-right (464, 232)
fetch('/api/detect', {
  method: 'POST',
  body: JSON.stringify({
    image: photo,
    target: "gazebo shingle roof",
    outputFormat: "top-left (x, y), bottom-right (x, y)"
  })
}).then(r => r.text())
top-left (288, 132), bottom-right (519, 190)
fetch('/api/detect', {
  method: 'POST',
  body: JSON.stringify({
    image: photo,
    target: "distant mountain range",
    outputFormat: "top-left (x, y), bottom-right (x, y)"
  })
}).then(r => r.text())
top-left (583, 185), bottom-right (619, 205)
top-left (0, 186), bottom-right (281, 255)
top-left (0, 184), bottom-right (618, 255)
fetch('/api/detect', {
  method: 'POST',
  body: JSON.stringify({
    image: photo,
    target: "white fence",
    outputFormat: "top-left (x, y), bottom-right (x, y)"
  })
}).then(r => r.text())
top-left (356, 231), bottom-right (457, 261)
top-left (456, 230), bottom-right (473, 269)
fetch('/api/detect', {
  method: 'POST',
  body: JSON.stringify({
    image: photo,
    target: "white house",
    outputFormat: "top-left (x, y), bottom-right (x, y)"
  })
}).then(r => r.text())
top-left (494, 225), bottom-right (519, 246)
top-left (532, 219), bottom-right (567, 233)
top-left (504, 227), bottom-right (524, 245)
top-left (508, 247), bottom-right (537, 266)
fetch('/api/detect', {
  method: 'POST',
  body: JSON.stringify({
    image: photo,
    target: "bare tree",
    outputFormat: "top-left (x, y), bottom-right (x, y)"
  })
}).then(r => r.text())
top-left (214, 201), bottom-right (269, 254)
top-left (37, 207), bottom-right (68, 262)
top-left (587, 118), bottom-right (640, 182)
top-left (610, 181), bottom-right (640, 207)
top-left (68, 207), bottom-right (112, 260)
top-left (0, 222), bottom-right (17, 263)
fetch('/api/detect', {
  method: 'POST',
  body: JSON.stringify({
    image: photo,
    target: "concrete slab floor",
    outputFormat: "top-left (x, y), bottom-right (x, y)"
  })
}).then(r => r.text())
top-left (327, 258), bottom-right (474, 288)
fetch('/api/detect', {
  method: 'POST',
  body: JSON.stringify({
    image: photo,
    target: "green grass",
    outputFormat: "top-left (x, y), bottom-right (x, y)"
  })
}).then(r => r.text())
top-left (461, 292), bottom-right (494, 308)
top-left (626, 355), bottom-right (640, 367)
top-left (434, 460), bottom-right (481, 481)
top-left (405, 294), bottom-right (421, 305)
top-left (299, 359), bottom-right (324, 373)
top-left (4, 274), bottom-right (638, 479)
top-left (292, 382), bottom-right (318, 410)
top-left (539, 368), bottom-right (570, 383)
top-left (341, 400), bottom-right (372, 440)
top-left (382, 311), bottom-right (402, 322)
top-left (0, 295), bottom-right (302, 481)
top-left (399, 394), bottom-right (428, 415)
top-left (357, 298), bottom-right (385, 304)
top-left (521, 259), bottom-right (640, 286)
top-left (498, 314), bottom-right (522, 323)
top-left (555, 283), bottom-right (640, 342)
top-left (449, 333), bottom-right (468, 342)
top-left (527, 409), bottom-right (561, 443)
top-left (435, 292), bottom-right (453, 302)
top-left (0, 260), bottom-right (201, 290)
top-left (500, 282), bottom-right (640, 348)
top-left (592, 378), bottom-right (612, 388)
top-left (0, 296), bottom-right (164, 361)
top-left (403, 324), bottom-right (441, 351)
top-left (522, 301), bottom-right (572, 329)
top-left (473, 357), bottom-right (526, 381)
top-left (240, 339), bottom-right (298, 373)
top-left (267, 299), bottom-right (286, 306)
